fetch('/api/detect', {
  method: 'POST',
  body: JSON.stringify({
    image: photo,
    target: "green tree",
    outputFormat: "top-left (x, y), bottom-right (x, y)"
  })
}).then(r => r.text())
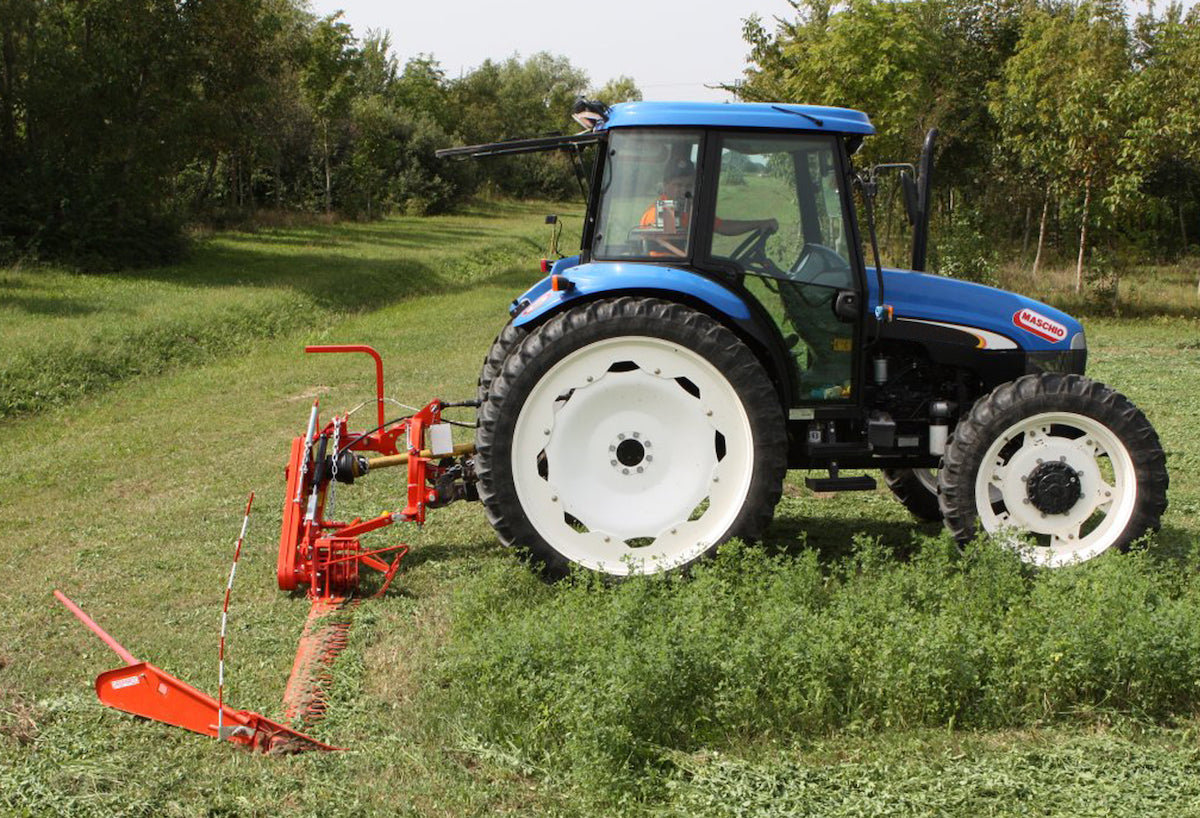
top-left (448, 52), bottom-right (590, 198)
top-left (0, 0), bottom-right (202, 266)
top-left (302, 13), bottom-right (359, 214)
top-left (394, 55), bottom-right (453, 132)
top-left (1123, 4), bottom-right (1200, 288)
top-left (993, 3), bottom-right (1132, 292)
top-left (593, 75), bottom-right (642, 106)
top-left (739, 0), bottom-right (942, 162)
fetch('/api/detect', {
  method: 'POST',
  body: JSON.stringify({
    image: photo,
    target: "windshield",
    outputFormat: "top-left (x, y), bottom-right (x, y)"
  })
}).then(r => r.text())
top-left (592, 129), bottom-right (701, 260)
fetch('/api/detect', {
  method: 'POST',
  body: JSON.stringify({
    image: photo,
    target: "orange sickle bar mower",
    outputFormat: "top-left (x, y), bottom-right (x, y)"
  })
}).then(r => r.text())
top-left (276, 345), bottom-right (479, 729)
top-left (54, 344), bottom-right (478, 754)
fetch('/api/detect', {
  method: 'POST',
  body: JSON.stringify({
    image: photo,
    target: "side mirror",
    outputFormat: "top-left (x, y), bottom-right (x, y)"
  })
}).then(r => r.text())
top-left (834, 290), bottom-right (860, 323)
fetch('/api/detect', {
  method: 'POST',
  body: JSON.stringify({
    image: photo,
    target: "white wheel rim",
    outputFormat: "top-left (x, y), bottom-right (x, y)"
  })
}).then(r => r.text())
top-left (974, 411), bottom-right (1137, 566)
top-left (914, 468), bottom-right (939, 494)
top-left (510, 336), bottom-right (754, 575)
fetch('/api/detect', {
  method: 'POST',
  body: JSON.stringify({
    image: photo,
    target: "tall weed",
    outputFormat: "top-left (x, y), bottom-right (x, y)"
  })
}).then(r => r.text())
top-left (431, 536), bottom-right (1200, 801)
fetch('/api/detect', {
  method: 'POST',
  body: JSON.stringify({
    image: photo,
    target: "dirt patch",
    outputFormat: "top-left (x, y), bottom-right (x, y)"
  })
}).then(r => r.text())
top-left (0, 693), bottom-right (40, 746)
top-left (287, 385), bottom-right (333, 402)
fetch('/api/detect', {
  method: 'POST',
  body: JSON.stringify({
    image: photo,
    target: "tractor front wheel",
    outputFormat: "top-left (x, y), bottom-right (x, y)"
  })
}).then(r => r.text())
top-left (475, 297), bottom-right (787, 578)
top-left (882, 468), bottom-right (943, 523)
top-left (938, 373), bottom-right (1167, 566)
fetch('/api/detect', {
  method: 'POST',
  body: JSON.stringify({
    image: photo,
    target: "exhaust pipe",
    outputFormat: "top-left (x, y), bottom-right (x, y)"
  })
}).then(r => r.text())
top-left (909, 128), bottom-right (937, 272)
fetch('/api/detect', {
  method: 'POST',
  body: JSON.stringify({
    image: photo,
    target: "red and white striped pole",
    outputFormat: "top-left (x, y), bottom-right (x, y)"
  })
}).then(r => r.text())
top-left (218, 492), bottom-right (255, 741)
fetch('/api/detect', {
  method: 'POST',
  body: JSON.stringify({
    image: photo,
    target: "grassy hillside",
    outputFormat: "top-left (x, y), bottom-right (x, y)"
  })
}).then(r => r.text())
top-left (1, 209), bottom-right (1199, 816)
top-left (0, 202), bottom-right (562, 419)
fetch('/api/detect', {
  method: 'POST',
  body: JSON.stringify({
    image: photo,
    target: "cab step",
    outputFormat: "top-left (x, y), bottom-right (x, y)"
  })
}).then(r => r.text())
top-left (805, 464), bottom-right (878, 493)
top-left (805, 475), bottom-right (878, 492)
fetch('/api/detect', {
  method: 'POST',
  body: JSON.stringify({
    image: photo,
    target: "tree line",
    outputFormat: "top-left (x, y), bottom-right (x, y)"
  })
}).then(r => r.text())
top-left (5, 0), bottom-right (1198, 280)
top-left (738, 0), bottom-right (1200, 289)
top-left (0, 0), bottom-right (639, 268)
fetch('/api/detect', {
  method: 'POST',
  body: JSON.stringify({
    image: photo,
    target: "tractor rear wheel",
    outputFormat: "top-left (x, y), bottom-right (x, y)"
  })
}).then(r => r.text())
top-left (938, 373), bottom-right (1168, 566)
top-left (882, 468), bottom-right (943, 522)
top-left (477, 319), bottom-right (527, 403)
top-left (476, 297), bottom-right (787, 578)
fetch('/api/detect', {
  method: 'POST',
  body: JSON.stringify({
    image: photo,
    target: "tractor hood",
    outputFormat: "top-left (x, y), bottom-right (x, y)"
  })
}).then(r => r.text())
top-left (873, 268), bottom-right (1085, 354)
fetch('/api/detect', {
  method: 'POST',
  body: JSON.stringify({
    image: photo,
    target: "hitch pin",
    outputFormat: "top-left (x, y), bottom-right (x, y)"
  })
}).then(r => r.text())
top-left (295, 400), bottom-right (320, 504)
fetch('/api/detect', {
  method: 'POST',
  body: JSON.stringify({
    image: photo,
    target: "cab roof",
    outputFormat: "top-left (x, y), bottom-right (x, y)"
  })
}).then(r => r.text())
top-left (598, 101), bottom-right (875, 136)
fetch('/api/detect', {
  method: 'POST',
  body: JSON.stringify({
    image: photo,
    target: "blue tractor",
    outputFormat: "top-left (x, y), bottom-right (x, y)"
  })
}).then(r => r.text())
top-left (438, 100), bottom-right (1168, 578)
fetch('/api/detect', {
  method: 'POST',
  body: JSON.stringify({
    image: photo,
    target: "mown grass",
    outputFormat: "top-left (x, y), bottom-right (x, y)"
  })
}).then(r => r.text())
top-left (0, 201), bottom-right (565, 418)
top-left (1, 212), bottom-right (1199, 816)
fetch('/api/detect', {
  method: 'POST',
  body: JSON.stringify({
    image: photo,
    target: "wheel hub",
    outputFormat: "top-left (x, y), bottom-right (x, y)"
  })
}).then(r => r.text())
top-left (612, 433), bottom-right (651, 473)
top-left (1025, 460), bottom-right (1082, 514)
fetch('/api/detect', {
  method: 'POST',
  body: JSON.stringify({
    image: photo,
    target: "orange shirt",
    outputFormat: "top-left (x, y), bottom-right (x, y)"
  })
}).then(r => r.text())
top-left (640, 199), bottom-right (722, 231)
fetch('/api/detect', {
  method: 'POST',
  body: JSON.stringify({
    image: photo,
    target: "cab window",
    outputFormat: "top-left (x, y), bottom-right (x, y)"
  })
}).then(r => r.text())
top-left (708, 134), bottom-right (857, 401)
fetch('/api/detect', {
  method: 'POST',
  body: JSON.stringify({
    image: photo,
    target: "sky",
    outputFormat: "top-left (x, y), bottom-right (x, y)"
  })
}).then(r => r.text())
top-left (306, 0), bottom-right (792, 102)
top-left (307, 0), bottom-right (1198, 104)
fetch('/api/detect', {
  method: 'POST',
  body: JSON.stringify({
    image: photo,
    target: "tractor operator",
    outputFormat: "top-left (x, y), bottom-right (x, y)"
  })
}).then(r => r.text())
top-left (637, 155), bottom-right (779, 256)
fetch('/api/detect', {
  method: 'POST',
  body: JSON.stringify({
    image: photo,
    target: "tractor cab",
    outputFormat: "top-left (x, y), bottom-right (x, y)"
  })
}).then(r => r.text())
top-left (586, 114), bottom-right (864, 405)
top-left (441, 101), bottom-right (880, 413)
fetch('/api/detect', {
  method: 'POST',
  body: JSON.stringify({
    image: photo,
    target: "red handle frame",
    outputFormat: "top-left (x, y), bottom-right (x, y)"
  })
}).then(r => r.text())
top-left (305, 345), bottom-right (385, 428)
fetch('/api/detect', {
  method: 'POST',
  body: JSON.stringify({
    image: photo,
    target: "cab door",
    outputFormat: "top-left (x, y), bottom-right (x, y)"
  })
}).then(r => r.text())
top-left (702, 133), bottom-right (863, 405)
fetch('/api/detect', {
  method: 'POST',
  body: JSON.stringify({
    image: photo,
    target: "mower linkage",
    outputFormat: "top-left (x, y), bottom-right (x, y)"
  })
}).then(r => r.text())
top-left (277, 344), bottom-right (478, 600)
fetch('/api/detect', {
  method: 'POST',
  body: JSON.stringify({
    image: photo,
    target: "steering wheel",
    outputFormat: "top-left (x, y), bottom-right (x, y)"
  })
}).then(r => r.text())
top-left (729, 226), bottom-right (784, 277)
top-left (790, 243), bottom-right (851, 287)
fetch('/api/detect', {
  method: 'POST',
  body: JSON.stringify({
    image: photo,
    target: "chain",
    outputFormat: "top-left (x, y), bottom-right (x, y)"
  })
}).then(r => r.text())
top-left (327, 416), bottom-right (341, 517)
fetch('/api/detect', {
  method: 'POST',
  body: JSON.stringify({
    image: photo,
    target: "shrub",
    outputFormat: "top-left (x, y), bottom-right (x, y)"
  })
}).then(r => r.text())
top-left (931, 210), bottom-right (999, 285)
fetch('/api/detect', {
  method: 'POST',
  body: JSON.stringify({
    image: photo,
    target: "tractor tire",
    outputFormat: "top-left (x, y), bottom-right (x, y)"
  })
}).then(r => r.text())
top-left (882, 468), bottom-right (943, 523)
top-left (476, 297), bottom-right (787, 578)
top-left (938, 373), bottom-right (1168, 566)
top-left (477, 319), bottom-right (528, 403)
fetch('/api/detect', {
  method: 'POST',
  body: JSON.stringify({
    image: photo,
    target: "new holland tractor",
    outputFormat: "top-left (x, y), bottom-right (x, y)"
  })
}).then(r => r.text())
top-left (427, 99), bottom-right (1169, 578)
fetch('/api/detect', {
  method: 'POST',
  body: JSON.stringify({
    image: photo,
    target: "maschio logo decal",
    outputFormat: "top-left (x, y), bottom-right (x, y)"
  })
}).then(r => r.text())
top-left (1012, 308), bottom-right (1067, 343)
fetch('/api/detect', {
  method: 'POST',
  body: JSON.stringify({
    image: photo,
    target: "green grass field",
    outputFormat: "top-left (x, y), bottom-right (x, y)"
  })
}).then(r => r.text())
top-left (2, 205), bottom-right (1200, 816)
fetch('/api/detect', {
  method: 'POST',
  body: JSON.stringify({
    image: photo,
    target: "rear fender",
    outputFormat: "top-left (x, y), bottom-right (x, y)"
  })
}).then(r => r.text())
top-left (509, 261), bottom-right (790, 400)
top-left (511, 261), bottom-right (751, 325)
